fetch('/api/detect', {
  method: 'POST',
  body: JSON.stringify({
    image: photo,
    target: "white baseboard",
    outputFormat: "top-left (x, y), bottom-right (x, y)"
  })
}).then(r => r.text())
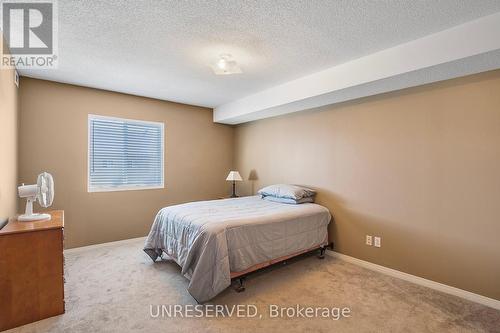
top-left (64, 236), bottom-right (147, 254)
top-left (327, 251), bottom-right (500, 310)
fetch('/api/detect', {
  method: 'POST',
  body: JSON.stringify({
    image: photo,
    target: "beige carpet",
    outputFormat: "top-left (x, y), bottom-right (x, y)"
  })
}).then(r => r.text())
top-left (7, 238), bottom-right (499, 333)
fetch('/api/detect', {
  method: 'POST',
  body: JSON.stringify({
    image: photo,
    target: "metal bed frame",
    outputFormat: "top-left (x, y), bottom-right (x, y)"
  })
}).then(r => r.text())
top-left (231, 242), bottom-right (334, 292)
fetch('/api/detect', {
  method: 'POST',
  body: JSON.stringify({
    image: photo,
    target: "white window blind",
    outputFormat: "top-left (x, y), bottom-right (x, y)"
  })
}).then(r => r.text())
top-left (88, 115), bottom-right (164, 192)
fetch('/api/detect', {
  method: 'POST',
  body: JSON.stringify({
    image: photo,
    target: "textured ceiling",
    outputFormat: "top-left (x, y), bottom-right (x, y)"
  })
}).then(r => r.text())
top-left (20, 0), bottom-right (500, 108)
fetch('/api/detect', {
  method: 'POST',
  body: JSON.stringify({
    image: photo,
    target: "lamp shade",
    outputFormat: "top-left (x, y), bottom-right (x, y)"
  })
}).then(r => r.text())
top-left (226, 171), bottom-right (243, 181)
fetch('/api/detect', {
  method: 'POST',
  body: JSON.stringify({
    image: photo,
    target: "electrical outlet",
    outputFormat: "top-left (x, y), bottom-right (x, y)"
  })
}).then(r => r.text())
top-left (366, 235), bottom-right (372, 246)
top-left (374, 236), bottom-right (381, 248)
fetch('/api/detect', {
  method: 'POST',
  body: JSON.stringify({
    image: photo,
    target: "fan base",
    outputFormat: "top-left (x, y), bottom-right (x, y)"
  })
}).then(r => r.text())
top-left (18, 213), bottom-right (51, 222)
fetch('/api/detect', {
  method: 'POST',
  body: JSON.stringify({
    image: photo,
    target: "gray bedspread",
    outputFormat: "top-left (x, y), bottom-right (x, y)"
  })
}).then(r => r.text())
top-left (144, 195), bottom-right (331, 302)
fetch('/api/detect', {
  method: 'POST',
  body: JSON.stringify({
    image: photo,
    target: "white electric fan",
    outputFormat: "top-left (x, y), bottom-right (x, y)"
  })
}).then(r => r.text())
top-left (17, 172), bottom-right (54, 222)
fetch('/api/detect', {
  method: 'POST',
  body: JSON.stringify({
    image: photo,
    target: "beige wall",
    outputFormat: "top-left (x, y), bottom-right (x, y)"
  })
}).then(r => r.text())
top-left (19, 78), bottom-right (234, 248)
top-left (0, 35), bottom-right (19, 223)
top-left (234, 70), bottom-right (500, 300)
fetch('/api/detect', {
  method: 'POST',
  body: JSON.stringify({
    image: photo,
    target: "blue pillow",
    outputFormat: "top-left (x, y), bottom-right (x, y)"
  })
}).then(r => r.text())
top-left (257, 184), bottom-right (316, 200)
top-left (263, 195), bottom-right (314, 204)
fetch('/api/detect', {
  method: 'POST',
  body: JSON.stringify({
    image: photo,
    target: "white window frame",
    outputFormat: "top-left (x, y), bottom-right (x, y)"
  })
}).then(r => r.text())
top-left (88, 114), bottom-right (165, 192)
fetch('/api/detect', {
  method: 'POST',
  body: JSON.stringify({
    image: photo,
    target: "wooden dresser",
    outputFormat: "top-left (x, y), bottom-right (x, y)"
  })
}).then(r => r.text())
top-left (0, 210), bottom-right (65, 331)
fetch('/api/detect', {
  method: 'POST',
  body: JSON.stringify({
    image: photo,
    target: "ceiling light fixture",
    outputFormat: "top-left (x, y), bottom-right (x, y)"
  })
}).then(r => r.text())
top-left (211, 54), bottom-right (242, 75)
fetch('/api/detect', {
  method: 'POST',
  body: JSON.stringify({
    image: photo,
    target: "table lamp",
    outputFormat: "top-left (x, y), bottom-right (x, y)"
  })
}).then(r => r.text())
top-left (226, 171), bottom-right (243, 197)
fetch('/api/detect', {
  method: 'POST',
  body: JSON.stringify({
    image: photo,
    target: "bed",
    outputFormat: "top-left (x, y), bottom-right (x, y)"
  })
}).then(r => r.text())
top-left (144, 195), bottom-right (331, 302)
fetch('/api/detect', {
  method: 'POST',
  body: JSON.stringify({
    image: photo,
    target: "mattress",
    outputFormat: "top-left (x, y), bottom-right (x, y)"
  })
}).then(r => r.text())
top-left (144, 195), bottom-right (331, 302)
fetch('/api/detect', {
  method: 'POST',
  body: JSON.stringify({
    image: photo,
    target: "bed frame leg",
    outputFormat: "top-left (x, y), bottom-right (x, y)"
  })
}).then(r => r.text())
top-left (318, 242), bottom-right (334, 259)
top-left (318, 247), bottom-right (326, 259)
top-left (234, 277), bottom-right (245, 293)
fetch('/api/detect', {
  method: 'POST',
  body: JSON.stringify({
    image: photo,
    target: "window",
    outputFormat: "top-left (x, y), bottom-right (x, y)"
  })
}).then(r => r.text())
top-left (88, 115), bottom-right (164, 192)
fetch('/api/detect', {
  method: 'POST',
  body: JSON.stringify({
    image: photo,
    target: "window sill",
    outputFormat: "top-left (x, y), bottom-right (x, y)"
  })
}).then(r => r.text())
top-left (88, 185), bottom-right (164, 193)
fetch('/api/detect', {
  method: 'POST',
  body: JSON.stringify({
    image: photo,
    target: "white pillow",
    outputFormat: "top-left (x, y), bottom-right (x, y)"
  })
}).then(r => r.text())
top-left (257, 184), bottom-right (316, 200)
